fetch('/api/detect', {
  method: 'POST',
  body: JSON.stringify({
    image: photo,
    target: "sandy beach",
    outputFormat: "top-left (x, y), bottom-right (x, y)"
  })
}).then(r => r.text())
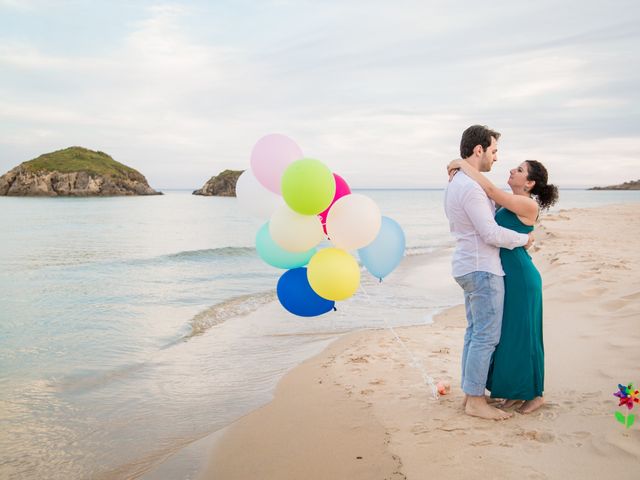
top-left (199, 203), bottom-right (640, 479)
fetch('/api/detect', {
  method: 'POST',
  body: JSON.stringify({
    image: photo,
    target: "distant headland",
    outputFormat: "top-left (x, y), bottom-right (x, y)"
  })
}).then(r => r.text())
top-left (193, 169), bottom-right (243, 196)
top-left (589, 179), bottom-right (640, 190)
top-left (0, 147), bottom-right (161, 196)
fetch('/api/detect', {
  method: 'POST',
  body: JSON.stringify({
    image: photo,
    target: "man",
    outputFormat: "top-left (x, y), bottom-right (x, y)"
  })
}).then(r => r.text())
top-left (444, 125), bottom-right (533, 420)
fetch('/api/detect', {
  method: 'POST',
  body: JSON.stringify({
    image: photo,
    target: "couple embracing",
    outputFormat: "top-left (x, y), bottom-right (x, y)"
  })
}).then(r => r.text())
top-left (444, 125), bottom-right (558, 420)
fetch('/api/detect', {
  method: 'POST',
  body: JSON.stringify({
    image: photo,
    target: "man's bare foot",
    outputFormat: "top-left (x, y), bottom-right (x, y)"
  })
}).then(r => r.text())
top-left (517, 397), bottom-right (545, 414)
top-left (462, 394), bottom-right (502, 408)
top-left (498, 399), bottom-right (524, 409)
top-left (465, 396), bottom-right (512, 420)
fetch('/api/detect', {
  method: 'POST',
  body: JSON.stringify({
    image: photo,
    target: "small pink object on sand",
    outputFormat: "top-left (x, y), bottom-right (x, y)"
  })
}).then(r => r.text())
top-left (436, 381), bottom-right (450, 395)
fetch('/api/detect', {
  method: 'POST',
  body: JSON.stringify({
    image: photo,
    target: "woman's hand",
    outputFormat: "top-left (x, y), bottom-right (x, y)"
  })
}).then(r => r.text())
top-left (447, 159), bottom-right (463, 182)
top-left (446, 159), bottom-right (460, 182)
top-left (447, 159), bottom-right (464, 175)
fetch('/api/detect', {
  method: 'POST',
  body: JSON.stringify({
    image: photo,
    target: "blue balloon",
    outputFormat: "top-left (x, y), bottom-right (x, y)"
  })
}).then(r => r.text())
top-left (256, 223), bottom-right (316, 269)
top-left (358, 216), bottom-right (406, 280)
top-left (276, 268), bottom-right (335, 317)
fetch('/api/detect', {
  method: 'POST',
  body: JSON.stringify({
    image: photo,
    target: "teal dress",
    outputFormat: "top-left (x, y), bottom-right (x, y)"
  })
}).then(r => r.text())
top-left (486, 208), bottom-right (544, 400)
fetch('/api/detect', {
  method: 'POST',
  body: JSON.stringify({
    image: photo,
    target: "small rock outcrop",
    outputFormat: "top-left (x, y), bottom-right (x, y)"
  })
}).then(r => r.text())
top-left (589, 180), bottom-right (640, 190)
top-left (193, 169), bottom-right (244, 196)
top-left (0, 147), bottom-right (161, 196)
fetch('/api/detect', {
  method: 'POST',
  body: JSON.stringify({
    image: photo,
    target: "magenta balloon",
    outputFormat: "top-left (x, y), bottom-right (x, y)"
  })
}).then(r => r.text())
top-left (319, 174), bottom-right (351, 231)
top-left (250, 134), bottom-right (304, 194)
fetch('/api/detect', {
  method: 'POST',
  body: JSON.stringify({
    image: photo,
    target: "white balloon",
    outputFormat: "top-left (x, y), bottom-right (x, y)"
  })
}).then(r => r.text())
top-left (326, 194), bottom-right (382, 250)
top-left (269, 205), bottom-right (325, 253)
top-left (236, 170), bottom-right (284, 219)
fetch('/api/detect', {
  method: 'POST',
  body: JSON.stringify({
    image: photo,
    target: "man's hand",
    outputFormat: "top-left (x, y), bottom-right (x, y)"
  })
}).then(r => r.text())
top-left (524, 232), bottom-right (535, 250)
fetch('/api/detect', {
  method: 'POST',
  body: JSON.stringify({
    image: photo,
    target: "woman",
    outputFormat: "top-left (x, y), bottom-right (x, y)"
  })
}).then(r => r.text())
top-left (447, 159), bottom-right (558, 414)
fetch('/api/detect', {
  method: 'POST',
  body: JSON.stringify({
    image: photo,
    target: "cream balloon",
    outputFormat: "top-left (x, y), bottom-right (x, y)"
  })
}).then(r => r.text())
top-left (269, 205), bottom-right (325, 253)
top-left (236, 170), bottom-right (284, 219)
top-left (326, 194), bottom-right (382, 250)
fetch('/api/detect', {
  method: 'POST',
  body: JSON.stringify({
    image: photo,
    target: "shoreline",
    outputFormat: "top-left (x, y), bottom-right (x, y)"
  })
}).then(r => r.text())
top-left (139, 246), bottom-right (461, 480)
top-left (198, 203), bottom-right (640, 479)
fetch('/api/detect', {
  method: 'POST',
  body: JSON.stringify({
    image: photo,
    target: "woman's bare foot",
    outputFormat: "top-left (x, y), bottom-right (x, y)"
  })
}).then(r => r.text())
top-left (517, 397), bottom-right (545, 414)
top-left (465, 396), bottom-right (512, 420)
top-left (498, 399), bottom-right (525, 409)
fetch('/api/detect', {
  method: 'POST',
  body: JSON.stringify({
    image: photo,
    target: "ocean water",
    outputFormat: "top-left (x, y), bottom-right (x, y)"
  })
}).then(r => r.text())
top-left (1, 188), bottom-right (639, 479)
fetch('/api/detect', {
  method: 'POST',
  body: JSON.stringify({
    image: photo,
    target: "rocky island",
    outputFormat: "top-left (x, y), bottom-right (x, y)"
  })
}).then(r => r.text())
top-left (589, 179), bottom-right (640, 190)
top-left (193, 169), bottom-right (243, 196)
top-left (0, 147), bottom-right (161, 196)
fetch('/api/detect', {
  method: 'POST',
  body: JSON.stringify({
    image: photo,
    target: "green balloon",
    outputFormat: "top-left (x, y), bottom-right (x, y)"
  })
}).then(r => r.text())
top-left (256, 223), bottom-right (316, 269)
top-left (281, 158), bottom-right (336, 215)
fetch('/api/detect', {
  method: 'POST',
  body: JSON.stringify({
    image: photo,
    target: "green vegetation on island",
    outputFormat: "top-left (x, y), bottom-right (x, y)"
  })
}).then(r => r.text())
top-left (0, 146), bottom-right (160, 196)
top-left (23, 147), bottom-right (138, 178)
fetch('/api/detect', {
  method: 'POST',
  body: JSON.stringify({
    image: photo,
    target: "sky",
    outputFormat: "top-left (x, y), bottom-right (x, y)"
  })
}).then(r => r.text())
top-left (0, 0), bottom-right (638, 189)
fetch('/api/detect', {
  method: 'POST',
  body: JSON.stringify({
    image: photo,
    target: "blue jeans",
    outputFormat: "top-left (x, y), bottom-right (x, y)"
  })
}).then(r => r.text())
top-left (454, 271), bottom-right (504, 396)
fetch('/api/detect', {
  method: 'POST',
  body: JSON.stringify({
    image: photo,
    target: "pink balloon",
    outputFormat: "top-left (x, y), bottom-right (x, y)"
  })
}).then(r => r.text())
top-left (250, 134), bottom-right (304, 194)
top-left (319, 173), bottom-right (351, 233)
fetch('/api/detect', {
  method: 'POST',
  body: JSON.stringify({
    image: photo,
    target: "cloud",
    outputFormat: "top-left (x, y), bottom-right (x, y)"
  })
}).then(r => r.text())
top-left (0, 1), bottom-right (638, 188)
top-left (0, 5), bottom-right (258, 175)
top-left (0, 0), bottom-right (34, 10)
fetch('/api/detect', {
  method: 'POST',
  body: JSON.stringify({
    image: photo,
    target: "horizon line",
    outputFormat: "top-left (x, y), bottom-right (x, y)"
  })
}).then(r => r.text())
top-left (158, 186), bottom-right (603, 191)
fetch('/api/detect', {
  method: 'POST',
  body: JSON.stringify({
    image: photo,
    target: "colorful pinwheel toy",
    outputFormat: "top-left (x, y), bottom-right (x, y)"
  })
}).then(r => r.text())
top-left (614, 383), bottom-right (639, 410)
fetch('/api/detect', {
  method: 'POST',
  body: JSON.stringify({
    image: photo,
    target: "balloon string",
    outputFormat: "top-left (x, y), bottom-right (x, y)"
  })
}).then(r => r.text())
top-left (359, 284), bottom-right (439, 400)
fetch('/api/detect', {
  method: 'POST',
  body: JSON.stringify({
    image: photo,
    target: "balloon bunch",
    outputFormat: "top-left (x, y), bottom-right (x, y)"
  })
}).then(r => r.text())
top-left (237, 134), bottom-right (406, 317)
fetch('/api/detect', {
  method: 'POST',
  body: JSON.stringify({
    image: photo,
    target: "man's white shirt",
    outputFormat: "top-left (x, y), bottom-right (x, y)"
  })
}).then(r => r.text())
top-left (444, 171), bottom-right (529, 278)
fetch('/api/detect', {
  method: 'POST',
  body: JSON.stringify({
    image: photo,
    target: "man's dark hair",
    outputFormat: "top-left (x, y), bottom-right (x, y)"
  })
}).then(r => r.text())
top-left (460, 125), bottom-right (501, 158)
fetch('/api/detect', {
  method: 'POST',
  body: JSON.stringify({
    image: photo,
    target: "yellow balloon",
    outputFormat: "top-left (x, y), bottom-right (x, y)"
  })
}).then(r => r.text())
top-left (307, 248), bottom-right (360, 301)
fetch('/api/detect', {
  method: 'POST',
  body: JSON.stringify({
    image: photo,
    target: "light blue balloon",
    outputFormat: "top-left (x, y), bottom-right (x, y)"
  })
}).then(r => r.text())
top-left (256, 223), bottom-right (316, 269)
top-left (358, 216), bottom-right (406, 280)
